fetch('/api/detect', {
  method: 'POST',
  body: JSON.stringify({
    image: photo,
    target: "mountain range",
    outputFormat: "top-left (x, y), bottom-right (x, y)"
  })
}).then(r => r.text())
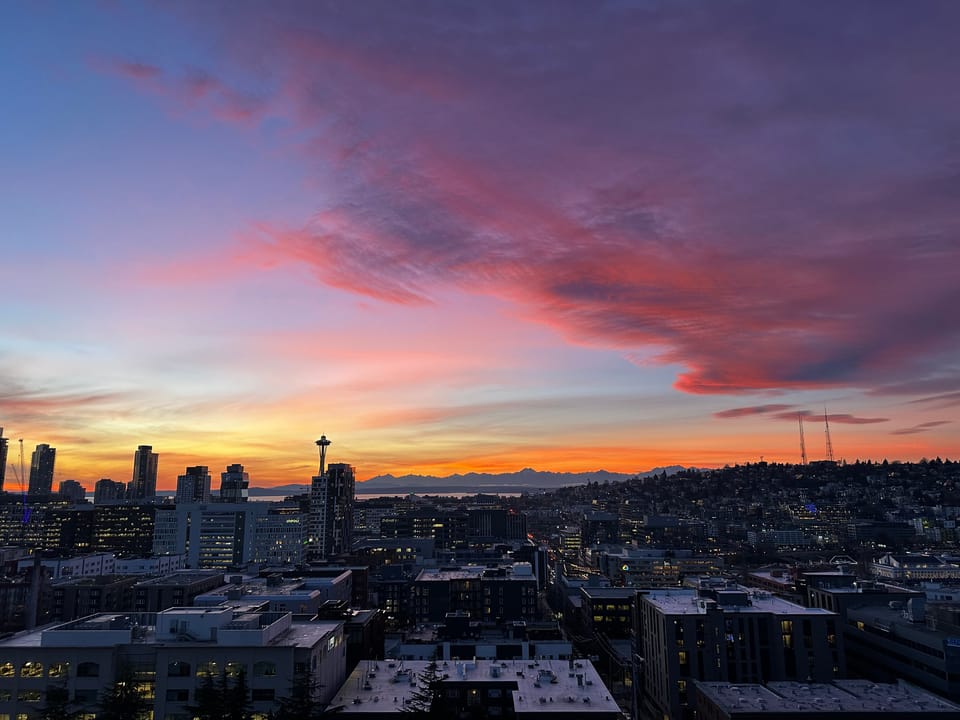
top-left (247, 466), bottom-right (685, 496)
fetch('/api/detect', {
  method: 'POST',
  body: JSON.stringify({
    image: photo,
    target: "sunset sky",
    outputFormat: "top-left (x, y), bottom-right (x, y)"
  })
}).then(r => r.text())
top-left (2, 1), bottom-right (958, 489)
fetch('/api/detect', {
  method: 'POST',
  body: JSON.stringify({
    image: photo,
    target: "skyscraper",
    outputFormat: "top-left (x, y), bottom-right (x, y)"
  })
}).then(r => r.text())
top-left (310, 461), bottom-right (356, 561)
top-left (128, 445), bottom-right (159, 499)
top-left (27, 443), bottom-right (56, 495)
top-left (175, 466), bottom-right (211, 504)
top-left (0, 428), bottom-right (8, 494)
top-left (219, 463), bottom-right (249, 502)
top-left (94, 478), bottom-right (127, 505)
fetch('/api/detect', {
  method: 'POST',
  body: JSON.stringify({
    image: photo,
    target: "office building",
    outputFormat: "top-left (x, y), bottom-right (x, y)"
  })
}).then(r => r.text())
top-left (638, 579), bottom-right (842, 720)
top-left (411, 563), bottom-right (539, 624)
top-left (127, 444), bottom-right (158, 499)
top-left (176, 465), bottom-right (212, 504)
top-left (27, 443), bottom-right (55, 495)
top-left (0, 606), bottom-right (346, 720)
top-left (219, 463), bottom-right (249, 502)
top-left (310, 462), bottom-right (356, 561)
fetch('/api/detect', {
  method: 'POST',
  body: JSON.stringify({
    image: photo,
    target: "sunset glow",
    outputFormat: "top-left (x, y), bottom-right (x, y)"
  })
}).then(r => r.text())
top-left (2, 2), bottom-right (958, 489)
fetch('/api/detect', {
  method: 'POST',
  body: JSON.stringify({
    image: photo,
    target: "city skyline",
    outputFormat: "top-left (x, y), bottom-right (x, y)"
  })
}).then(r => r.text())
top-left (2, 2), bottom-right (959, 486)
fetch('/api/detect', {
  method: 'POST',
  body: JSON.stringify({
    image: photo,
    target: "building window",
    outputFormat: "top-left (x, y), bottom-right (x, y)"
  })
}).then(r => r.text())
top-left (18, 690), bottom-right (42, 701)
top-left (225, 663), bottom-right (245, 678)
top-left (77, 662), bottom-right (99, 678)
top-left (20, 662), bottom-right (43, 678)
top-left (0, 663), bottom-right (13, 677)
top-left (253, 662), bottom-right (277, 677)
top-left (168, 661), bottom-right (191, 677)
top-left (48, 663), bottom-right (69, 678)
top-left (251, 689), bottom-right (275, 701)
top-left (166, 689), bottom-right (190, 702)
top-left (196, 662), bottom-right (218, 678)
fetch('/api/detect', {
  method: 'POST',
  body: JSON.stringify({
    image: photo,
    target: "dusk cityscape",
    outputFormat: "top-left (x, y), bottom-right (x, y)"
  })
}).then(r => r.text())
top-left (2, 1), bottom-right (960, 719)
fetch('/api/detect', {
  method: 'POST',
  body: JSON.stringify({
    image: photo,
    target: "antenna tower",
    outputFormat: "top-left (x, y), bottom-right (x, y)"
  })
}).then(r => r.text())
top-left (798, 414), bottom-right (808, 465)
top-left (824, 408), bottom-right (835, 462)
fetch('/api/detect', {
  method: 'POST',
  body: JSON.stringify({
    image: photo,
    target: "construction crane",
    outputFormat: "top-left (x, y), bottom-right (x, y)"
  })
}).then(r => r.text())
top-left (798, 413), bottom-right (808, 465)
top-left (824, 408), bottom-right (835, 462)
top-left (11, 439), bottom-right (30, 525)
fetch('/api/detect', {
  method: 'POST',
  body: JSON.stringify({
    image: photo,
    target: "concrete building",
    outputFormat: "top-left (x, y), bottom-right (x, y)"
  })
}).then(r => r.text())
top-left (133, 571), bottom-right (226, 612)
top-left (154, 502), bottom-right (308, 569)
top-left (27, 443), bottom-right (55, 495)
top-left (328, 658), bottom-right (622, 718)
top-left (412, 563), bottom-right (539, 624)
top-left (638, 579), bottom-right (842, 720)
top-left (93, 478), bottom-right (126, 504)
top-left (0, 605), bottom-right (346, 719)
top-left (594, 547), bottom-right (723, 587)
top-left (195, 571), bottom-right (353, 614)
top-left (57, 479), bottom-right (86, 503)
top-left (870, 553), bottom-right (960, 582)
top-left (219, 463), bottom-right (250, 502)
top-left (128, 444), bottom-right (159, 499)
top-left (175, 465), bottom-right (212, 504)
top-left (694, 679), bottom-right (960, 719)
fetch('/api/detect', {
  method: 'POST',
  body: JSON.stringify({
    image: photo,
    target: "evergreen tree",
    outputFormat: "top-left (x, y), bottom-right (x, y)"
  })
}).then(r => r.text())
top-left (224, 668), bottom-right (253, 720)
top-left (271, 668), bottom-right (326, 720)
top-left (97, 670), bottom-right (151, 720)
top-left (38, 683), bottom-right (76, 720)
top-left (188, 673), bottom-right (222, 720)
top-left (401, 661), bottom-right (445, 715)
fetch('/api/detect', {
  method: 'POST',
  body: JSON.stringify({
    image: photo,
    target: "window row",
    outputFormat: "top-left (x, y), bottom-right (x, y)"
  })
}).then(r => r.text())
top-left (0, 662), bottom-right (99, 678)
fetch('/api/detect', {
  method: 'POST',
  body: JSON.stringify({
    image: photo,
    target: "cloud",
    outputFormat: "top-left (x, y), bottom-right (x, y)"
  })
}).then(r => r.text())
top-left (892, 420), bottom-right (952, 436)
top-left (714, 404), bottom-right (795, 419)
top-left (105, 1), bottom-right (960, 395)
top-left (772, 411), bottom-right (889, 425)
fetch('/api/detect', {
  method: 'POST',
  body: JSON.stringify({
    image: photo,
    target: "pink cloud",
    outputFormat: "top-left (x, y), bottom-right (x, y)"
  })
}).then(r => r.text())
top-left (103, 2), bottom-right (960, 396)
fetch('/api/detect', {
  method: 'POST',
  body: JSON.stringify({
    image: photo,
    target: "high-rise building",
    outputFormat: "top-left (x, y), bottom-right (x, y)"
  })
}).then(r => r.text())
top-left (93, 478), bottom-right (127, 505)
top-left (27, 443), bottom-right (56, 495)
top-left (310, 462), bottom-right (356, 561)
top-left (128, 444), bottom-right (158, 499)
top-left (219, 463), bottom-right (249, 502)
top-left (58, 480), bottom-right (87, 503)
top-left (175, 466), bottom-right (211, 504)
top-left (0, 427), bottom-right (8, 493)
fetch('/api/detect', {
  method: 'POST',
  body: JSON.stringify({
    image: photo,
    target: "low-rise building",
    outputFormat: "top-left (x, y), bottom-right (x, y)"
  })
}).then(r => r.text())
top-left (328, 658), bottom-right (622, 718)
top-left (0, 606), bottom-right (346, 719)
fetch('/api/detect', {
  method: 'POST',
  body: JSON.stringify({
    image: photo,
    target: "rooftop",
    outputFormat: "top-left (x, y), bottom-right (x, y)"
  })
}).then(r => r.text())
top-left (329, 658), bottom-right (621, 715)
top-left (643, 588), bottom-right (833, 616)
top-left (696, 679), bottom-right (960, 714)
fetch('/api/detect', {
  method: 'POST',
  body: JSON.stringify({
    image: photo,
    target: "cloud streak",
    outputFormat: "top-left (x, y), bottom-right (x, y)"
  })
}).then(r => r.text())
top-left (100, 1), bottom-right (960, 398)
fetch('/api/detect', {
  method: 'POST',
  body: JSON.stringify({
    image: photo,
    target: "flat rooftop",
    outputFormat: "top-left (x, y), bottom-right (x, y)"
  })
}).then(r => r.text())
top-left (329, 658), bottom-right (621, 715)
top-left (696, 679), bottom-right (960, 714)
top-left (643, 588), bottom-right (833, 616)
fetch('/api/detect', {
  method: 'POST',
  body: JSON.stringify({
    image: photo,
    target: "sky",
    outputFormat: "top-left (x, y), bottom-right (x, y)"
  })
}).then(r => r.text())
top-left (1, 1), bottom-right (958, 489)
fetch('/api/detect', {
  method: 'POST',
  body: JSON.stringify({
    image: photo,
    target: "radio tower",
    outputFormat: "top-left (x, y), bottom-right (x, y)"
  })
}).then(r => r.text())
top-left (824, 408), bottom-right (835, 462)
top-left (798, 414), bottom-right (808, 465)
top-left (316, 435), bottom-right (331, 476)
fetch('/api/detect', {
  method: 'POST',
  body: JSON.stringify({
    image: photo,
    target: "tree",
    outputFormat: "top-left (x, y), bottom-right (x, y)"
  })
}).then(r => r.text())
top-left (223, 668), bottom-right (253, 720)
top-left (401, 661), bottom-right (445, 716)
top-left (188, 673), bottom-right (221, 720)
top-left (97, 671), bottom-right (151, 720)
top-left (38, 683), bottom-right (77, 720)
top-left (271, 669), bottom-right (327, 720)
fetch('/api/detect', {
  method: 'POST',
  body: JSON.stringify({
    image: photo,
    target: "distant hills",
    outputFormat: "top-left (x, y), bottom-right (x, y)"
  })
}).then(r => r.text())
top-left (247, 466), bottom-right (685, 496)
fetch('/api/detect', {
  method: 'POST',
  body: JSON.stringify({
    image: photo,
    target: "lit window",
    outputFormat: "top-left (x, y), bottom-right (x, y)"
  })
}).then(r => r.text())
top-left (20, 662), bottom-right (43, 678)
top-left (48, 663), bottom-right (69, 678)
